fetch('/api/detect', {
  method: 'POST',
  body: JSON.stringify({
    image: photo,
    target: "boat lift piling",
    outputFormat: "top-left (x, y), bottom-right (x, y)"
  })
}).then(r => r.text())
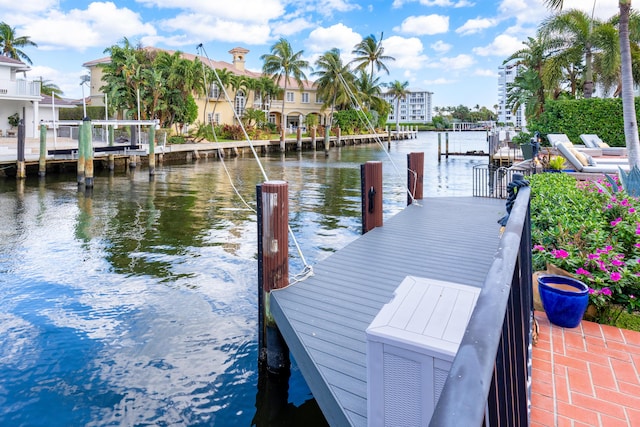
top-left (407, 152), bottom-right (424, 205)
top-left (257, 181), bottom-right (290, 375)
top-left (16, 120), bottom-right (25, 179)
top-left (361, 161), bottom-right (383, 234)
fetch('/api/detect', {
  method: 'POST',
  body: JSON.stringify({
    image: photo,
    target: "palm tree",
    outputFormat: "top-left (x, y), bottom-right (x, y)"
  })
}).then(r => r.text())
top-left (207, 67), bottom-right (233, 125)
top-left (260, 38), bottom-right (309, 149)
top-left (386, 80), bottom-right (409, 130)
top-left (37, 78), bottom-right (63, 97)
top-left (350, 33), bottom-right (395, 84)
top-left (355, 71), bottom-right (385, 112)
top-left (0, 22), bottom-right (37, 65)
top-left (312, 48), bottom-right (357, 129)
top-left (545, 0), bottom-right (639, 167)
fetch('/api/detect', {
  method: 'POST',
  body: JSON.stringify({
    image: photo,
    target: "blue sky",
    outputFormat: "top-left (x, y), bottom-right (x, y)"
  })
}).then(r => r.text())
top-left (0, 0), bottom-right (620, 109)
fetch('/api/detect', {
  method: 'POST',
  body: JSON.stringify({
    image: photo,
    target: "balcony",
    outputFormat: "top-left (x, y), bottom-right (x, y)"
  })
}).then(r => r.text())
top-left (0, 79), bottom-right (41, 99)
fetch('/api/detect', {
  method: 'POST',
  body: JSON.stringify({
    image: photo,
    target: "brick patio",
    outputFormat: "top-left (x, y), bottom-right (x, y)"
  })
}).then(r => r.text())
top-left (531, 312), bottom-right (640, 427)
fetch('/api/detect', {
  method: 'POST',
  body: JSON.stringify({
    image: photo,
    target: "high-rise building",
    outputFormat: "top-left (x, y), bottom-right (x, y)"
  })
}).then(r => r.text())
top-left (497, 62), bottom-right (526, 129)
top-left (382, 89), bottom-right (433, 124)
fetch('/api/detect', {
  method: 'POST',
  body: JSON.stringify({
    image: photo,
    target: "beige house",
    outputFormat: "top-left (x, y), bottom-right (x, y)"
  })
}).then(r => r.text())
top-left (82, 47), bottom-right (331, 133)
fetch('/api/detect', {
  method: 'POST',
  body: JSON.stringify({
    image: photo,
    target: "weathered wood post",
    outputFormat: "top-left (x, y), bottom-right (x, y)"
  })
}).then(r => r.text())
top-left (310, 127), bottom-right (316, 150)
top-left (38, 123), bottom-right (47, 177)
top-left (323, 125), bottom-right (330, 155)
top-left (280, 126), bottom-right (286, 152)
top-left (108, 124), bottom-right (115, 172)
top-left (361, 161), bottom-right (383, 234)
top-left (407, 152), bottom-right (424, 205)
top-left (257, 181), bottom-right (290, 374)
top-left (438, 133), bottom-right (442, 163)
top-left (387, 126), bottom-right (391, 149)
top-left (16, 119), bottom-right (26, 179)
top-left (148, 124), bottom-right (156, 176)
top-left (336, 126), bottom-right (342, 146)
top-left (83, 118), bottom-right (94, 188)
top-left (446, 131), bottom-right (450, 159)
top-left (77, 122), bottom-right (85, 185)
top-left (296, 126), bottom-right (302, 151)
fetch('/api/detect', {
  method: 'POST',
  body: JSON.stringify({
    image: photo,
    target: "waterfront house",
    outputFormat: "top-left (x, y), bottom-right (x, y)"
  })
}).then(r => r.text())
top-left (0, 55), bottom-right (42, 138)
top-left (82, 47), bottom-right (332, 134)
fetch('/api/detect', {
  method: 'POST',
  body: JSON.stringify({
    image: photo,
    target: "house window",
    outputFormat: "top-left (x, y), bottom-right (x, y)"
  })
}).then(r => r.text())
top-left (315, 94), bottom-right (323, 104)
top-left (207, 113), bottom-right (221, 125)
top-left (209, 83), bottom-right (219, 99)
top-left (235, 90), bottom-right (246, 117)
top-left (286, 91), bottom-right (294, 102)
top-left (301, 93), bottom-right (309, 103)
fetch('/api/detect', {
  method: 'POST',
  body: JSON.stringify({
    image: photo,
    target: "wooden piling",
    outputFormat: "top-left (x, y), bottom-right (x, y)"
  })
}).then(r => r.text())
top-left (257, 181), bottom-right (290, 374)
top-left (77, 122), bottom-right (85, 185)
top-left (16, 120), bottom-right (26, 179)
top-left (83, 118), bottom-right (94, 188)
top-left (148, 125), bottom-right (156, 176)
top-left (438, 133), bottom-right (442, 163)
top-left (38, 124), bottom-right (47, 177)
top-left (446, 132), bottom-right (449, 159)
top-left (337, 127), bottom-right (342, 146)
top-left (310, 127), bottom-right (316, 150)
top-left (361, 161), bottom-right (383, 234)
top-left (296, 127), bottom-right (302, 151)
top-left (407, 152), bottom-right (424, 205)
top-left (323, 126), bottom-right (330, 155)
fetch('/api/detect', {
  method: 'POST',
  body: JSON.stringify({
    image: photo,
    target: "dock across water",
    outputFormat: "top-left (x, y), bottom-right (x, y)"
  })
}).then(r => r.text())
top-left (271, 197), bottom-right (506, 426)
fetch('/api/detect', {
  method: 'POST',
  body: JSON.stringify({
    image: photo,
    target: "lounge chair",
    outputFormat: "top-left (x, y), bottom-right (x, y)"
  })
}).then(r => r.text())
top-left (555, 142), bottom-right (630, 173)
top-left (579, 134), bottom-right (628, 156)
top-left (546, 134), bottom-right (602, 157)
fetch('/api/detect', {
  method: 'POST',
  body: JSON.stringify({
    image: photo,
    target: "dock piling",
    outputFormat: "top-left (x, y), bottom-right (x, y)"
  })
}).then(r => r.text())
top-left (77, 122), bottom-right (85, 185)
top-left (16, 120), bottom-right (25, 179)
top-left (438, 133), bottom-right (442, 163)
top-left (148, 124), bottom-right (156, 176)
top-left (361, 161), bottom-right (383, 234)
top-left (257, 181), bottom-right (290, 374)
top-left (407, 152), bottom-right (424, 205)
top-left (323, 126), bottom-right (330, 155)
top-left (446, 132), bottom-right (449, 159)
top-left (83, 118), bottom-right (94, 188)
top-left (38, 124), bottom-right (47, 177)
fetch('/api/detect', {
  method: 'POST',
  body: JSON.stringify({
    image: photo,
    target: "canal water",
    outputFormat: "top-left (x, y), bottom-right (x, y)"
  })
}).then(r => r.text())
top-left (0, 131), bottom-right (490, 426)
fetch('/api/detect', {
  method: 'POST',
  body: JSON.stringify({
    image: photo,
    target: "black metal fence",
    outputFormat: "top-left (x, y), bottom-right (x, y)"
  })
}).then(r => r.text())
top-left (473, 165), bottom-right (532, 199)
top-left (430, 177), bottom-right (533, 427)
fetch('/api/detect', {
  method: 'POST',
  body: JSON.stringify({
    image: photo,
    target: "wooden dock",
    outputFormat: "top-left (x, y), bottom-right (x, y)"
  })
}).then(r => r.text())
top-left (270, 197), bottom-right (506, 426)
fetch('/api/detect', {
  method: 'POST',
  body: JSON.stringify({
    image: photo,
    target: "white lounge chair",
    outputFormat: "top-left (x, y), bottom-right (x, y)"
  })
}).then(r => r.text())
top-left (579, 134), bottom-right (628, 156)
top-left (555, 142), bottom-right (630, 173)
top-left (546, 134), bottom-right (602, 157)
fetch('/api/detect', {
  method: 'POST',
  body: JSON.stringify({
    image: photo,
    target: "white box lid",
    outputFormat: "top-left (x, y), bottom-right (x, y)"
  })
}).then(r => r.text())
top-left (366, 276), bottom-right (480, 358)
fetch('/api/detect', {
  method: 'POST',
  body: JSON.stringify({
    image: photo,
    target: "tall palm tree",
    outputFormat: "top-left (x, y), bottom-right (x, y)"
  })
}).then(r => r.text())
top-left (545, 0), bottom-right (639, 167)
top-left (312, 48), bottom-right (357, 128)
top-left (260, 38), bottom-right (309, 149)
top-left (37, 78), bottom-right (63, 97)
top-left (350, 33), bottom-right (395, 83)
top-left (207, 67), bottom-right (233, 125)
top-left (386, 80), bottom-right (409, 130)
top-left (0, 22), bottom-right (37, 65)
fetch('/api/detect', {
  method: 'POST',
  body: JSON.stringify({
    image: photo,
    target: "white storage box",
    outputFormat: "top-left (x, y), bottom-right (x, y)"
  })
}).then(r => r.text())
top-left (366, 276), bottom-right (480, 427)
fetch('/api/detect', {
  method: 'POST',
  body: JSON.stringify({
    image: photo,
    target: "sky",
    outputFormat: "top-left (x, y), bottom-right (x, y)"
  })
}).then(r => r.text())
top-left (0, 0), bottom-right (622, 110)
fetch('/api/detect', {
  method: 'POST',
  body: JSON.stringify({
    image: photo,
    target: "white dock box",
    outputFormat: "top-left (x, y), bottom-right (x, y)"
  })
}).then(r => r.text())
top-left (366, 276), bottom-right (480, 427)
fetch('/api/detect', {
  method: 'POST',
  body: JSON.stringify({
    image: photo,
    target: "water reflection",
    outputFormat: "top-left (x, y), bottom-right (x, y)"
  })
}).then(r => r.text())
top-left (0, 132), bottom-right (488, 425)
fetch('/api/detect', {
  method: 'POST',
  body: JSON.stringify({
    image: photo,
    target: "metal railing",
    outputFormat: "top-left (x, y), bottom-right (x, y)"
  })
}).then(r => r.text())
top-left (430, 176), bottom-right (533, 427)
top-left (473, 165), bottom-right (532, 199)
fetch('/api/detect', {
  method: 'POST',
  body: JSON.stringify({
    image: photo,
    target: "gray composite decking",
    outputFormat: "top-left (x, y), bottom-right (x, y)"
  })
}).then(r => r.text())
top-left (270, 197), bottom-right (507, 427)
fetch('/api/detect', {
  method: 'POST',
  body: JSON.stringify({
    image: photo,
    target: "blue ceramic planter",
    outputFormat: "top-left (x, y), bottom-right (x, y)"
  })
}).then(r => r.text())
top-left (538, 275), bottom-right (589, 328)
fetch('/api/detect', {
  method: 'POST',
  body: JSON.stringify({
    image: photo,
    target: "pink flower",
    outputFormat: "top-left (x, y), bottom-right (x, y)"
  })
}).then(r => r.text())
top-left (533, 245), bottom-right (545, 251)
top-left (611, 217), bottom-right (622, 227)
top-left (630, 208), bottom-right (636, 214)
top-left (631, 295), bottom-right (636, 299)
top-left (589, 288), bottom-right (597, 295)
top-left (612, 259), bottom-right (624, 267)
top-left (588, 253), bottom-right (600, 260)
top-left (621, 199), bottom-right (630, 206)
top-left (576, 268), bottom-right (591, 276)
top-left (610, 272), bottom-right (622, 282)
top-left (602, 287), bottom-right (613, 296)
top-left (552, 249), bottom-right (569, 259)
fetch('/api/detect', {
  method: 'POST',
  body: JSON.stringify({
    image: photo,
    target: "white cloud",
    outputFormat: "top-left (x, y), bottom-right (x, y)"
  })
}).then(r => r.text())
top-left (431, 40), bottom-right (452, 53)
top-left (473, 34), bottom-right (524, 57)
top-left (393, 0), bottom-right (474, 7)
top-left (27, 65), bottom-right (89, 99)
top-left (0, 0), bottom-right (57, 13)
top-left (161, 14), bottom-right (271, 45)
top-left (394, 15), bottom-right (449, 36)
top-left (136, 0), bottom-right (285, 23)
top-left (273, 17), bottom-right (315, 37)
top-left (424, 77), bottom-right (456, 85)
top-left (456, 18), bottom-right (497, 36)
top-left (439, 54), bottom-right (475, 70)
top-left (22, 3), bottom-right (157, 51)
top-left (384, 36), bottom-right (429, 70)
top-left (305, 23), bottom-right (362, 57)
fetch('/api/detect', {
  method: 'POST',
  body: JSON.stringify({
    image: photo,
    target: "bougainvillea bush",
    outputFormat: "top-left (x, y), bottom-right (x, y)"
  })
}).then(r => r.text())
top-left (529, 173), bottom-right (640, 322)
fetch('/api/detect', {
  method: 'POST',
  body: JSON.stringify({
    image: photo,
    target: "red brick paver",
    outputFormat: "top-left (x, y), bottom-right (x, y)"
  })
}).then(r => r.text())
top-left (531, 312), bottom-right (640, 427)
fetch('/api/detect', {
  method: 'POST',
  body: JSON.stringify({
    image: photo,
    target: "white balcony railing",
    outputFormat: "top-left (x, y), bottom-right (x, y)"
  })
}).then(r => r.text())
top-left (0, 79), bottom-right (41, 98)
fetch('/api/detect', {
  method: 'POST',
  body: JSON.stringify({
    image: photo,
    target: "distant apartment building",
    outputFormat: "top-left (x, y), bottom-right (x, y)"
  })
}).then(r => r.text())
top-left (382, 89), bottom-right (433, 124)
top-left (497, 62), bottom-right (526, 129)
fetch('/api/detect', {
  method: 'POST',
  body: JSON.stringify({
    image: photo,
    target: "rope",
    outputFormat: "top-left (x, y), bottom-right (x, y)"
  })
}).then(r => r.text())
top-left (497, 177), bottom-right (530, 228)
top-left (197, 44), bottom-right (313, 281)
top-left (335, 73), bottom-right (421, 207)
